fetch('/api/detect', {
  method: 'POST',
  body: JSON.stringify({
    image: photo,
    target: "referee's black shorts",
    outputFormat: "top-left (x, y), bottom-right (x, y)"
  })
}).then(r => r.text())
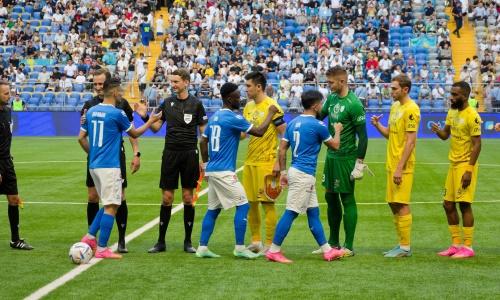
top-left (86, 147), bottom-right (127, 188)
top-left (0, 158), bottom-right (18, 195)
top-left (160, 149), bottom-right (199, 190)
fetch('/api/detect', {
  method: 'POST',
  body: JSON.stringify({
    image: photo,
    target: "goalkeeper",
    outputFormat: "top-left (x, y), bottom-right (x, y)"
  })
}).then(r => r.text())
top-left (314, 67), bottom-right (368, 256)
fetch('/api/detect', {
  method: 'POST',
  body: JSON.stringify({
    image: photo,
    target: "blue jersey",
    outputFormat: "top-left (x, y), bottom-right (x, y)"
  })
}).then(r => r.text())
top-left (139, 22), bottom-right (152, 38)
top-left (81, 104), bottom-right (132, 169)
top-left (283, 115), bottom-right (332, 176)
top-left (203, 109), bottom-right (253, 172)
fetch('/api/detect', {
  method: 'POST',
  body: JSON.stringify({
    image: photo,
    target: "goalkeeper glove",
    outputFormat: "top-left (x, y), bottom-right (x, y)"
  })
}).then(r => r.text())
top-left (350, 159), bottom-right (374, 181)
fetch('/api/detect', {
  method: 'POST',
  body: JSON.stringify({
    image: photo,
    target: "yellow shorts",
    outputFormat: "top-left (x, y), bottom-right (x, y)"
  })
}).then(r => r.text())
top-left (386, 171), bottom-right (414, 204)
top-left (443, 163), bottom-right (478, 203)
top-left (242, 164), bottom-right (274, 202)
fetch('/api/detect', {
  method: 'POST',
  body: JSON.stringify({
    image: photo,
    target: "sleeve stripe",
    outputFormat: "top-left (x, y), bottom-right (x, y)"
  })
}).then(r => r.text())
top-left (245, 124), bottom-right (254, 133)
top-left (125, 124), bottom-right (133, 132)
top-left (201, 133), bottom-right (207, 138)
top-left (282, 138), bottom-right (289, 142)
top-left (323, 136), bottom-right (332, 142)
top-left (80, 127), bottom-right (87, 132)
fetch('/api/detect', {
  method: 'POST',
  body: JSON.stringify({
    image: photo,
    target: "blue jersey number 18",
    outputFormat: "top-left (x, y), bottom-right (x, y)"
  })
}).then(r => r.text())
top-left (210, 125), bottom-right (221, 152)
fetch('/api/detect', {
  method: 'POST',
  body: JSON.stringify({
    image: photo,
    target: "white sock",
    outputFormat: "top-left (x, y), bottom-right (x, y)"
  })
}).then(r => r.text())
top-left (86, 233), bottom-right (96, 239)
top-left (197, 245), bottom-right (208, 252)
top-left (97, 246), bottom-right (106, 252)
top-left (320, 243), bottom-right (332, 253)
top-left (400, 245), bottom-right (410, 251)
top-left (269, 243), bottom-right (281, 253)
top-left (235, 245), bottom-right (245, 252)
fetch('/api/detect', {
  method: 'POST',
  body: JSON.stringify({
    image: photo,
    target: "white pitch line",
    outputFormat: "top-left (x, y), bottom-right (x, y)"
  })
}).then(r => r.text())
top-left (9, 199), bottom-right (500, 207)
top-left (24, 166), bottom-right (243, 300)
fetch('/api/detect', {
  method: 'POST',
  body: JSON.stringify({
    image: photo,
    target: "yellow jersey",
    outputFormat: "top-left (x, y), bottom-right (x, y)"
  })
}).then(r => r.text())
top-left (387, 99), bottom-right (420, 173)
top-left (243, 96), bottom-right (284, 166)
top-left (445, 106), bottom-right (481, 164)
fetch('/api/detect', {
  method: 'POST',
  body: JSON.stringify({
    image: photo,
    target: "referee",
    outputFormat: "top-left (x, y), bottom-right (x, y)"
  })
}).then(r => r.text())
top-left (135, 69), bottom-right (208, 253)
top-left (0, 81), bottom-right (33, 250)
top-left (80, 68), bottom-right (141, 253)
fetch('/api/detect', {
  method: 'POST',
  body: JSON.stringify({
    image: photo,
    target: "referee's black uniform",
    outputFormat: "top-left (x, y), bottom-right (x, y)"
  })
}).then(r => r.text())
top-left (149, 93), bottom-right (208, 253)
top-left (0, 106), bottom-right (33, 249)
top-left (80, 96), bottom-right (135, 251)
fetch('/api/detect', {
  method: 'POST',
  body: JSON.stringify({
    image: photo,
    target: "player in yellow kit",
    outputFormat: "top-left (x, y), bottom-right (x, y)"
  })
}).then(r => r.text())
top-left (371, 75), bottom-right (420, 258)
top-left (431, 81), bottom-right (482, 259)
top-left (242, 71), bottom-right (286, 253)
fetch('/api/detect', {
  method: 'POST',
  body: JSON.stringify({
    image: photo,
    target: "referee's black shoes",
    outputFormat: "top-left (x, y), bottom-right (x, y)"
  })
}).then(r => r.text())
top-left (117, 240), bottom-right (128, 253)
top-left (184, 241), bottom-right (196, 253)
top-left (10, 239), bottom-right (34, 250)
top-left (148, 241), bottom-right (166, 253)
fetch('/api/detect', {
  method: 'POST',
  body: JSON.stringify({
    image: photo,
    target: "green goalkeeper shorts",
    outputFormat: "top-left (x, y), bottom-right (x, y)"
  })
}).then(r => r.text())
top-left (322, 155), bottom-right (356, 194)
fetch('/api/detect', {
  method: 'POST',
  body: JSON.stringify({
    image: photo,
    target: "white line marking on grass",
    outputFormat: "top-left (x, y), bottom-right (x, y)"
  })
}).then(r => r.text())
top-left (24, 166), bottom-right (243, 300)
top-left (10, 199), bottom-right (500, 207)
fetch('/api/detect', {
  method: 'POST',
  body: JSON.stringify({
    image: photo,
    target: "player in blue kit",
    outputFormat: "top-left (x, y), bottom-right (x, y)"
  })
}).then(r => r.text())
top-left (78, 78), bottom-right (161, 259)
top-left (196, 83), bottom-right (279, 259)
top-left (266, 90), bottom-right (345, 263)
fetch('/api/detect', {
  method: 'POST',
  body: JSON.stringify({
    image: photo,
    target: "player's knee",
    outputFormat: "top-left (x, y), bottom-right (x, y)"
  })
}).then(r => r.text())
top-left (162, 191), bottom-right (174, 206)
top-left (442, 201), bottom-right (455, 212)
top-left (88, 189), bottom-right (99, 203)
top-left (458, 202), bottom-right (471, 213)
top-left (182, 190), bottom-right (193, 205)
top-left (7, 195), bottom-right (20, 205)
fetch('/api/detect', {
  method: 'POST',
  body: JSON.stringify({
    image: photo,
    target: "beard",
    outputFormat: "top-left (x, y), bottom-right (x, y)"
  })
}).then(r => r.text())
top-left (450, 100), bottom-right (464, 110)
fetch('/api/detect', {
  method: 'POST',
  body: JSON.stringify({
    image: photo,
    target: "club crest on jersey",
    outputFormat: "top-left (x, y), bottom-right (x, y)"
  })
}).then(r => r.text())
top-left (184, 114), bottom-right (193, 124)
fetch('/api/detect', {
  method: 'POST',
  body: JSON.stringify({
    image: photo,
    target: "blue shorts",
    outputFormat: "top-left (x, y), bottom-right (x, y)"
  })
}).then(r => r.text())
top-left (141, 37), bottom-right (150, 46)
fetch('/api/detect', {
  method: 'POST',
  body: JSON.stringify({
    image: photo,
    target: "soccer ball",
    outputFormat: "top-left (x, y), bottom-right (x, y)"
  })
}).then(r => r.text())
top-left (69, 242), bottom-right (93, 264)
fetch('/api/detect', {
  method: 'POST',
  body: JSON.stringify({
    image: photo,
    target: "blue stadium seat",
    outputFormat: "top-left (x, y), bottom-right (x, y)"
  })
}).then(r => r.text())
top-left (382, 99), bottom-right (392, 106)
top-left (24, 5), bottom-right (34, 14)
top-left (284, 26), bottom-right (295, 35)
top-left (368, 99), bottom-right (379, 108)
top-left (41, 19), bottom-right (51, 26)
top-left (20, 92), bottom-right (31, 101)
top-left (30, 20), bottom-right (40, 27)
top-left (33, 12), bottom-right (42, 20)
top-left (38, 26), bottom-right (49, 33)
top-left (44, 92), bottom-right (55, 100)
top-left (267, 72), bottom-right (279, 80)
top-left (0, 48), bottom-right (3, 53)
top-left (201, 98), bottom-right (210, 109)
top-left (11, 13), bottom-right (19, 20)
top-left (34, 85), bottom-right (46, 92)
top-left (390, 33), bottom-right (401, 40)
top-left (29, 97), bottom-right (41, 106)
top-left (21, 13), bottom-right (31, 21)
top-left (401, 26), bottom-right (413, 34)
top-left (29, 72), bottom-right (39, 79)
top-left (70, 93), bottom-right (81, 101)
top-left (285, 19), bottom-right (296, 27)
top-left (22, 86), bottom-right (34, 93)
top-left (73, 84), bottom-right (84, 92)
top-left (82, 93), bottom-right (93, 101)
top-left (278, 100), bottom-right (288, 108)
top-left (12, 6), bottom-right (23, 13)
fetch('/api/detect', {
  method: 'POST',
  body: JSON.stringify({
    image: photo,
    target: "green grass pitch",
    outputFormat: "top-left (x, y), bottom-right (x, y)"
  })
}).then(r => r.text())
top-left (1, 137), bottom-right (500, 299)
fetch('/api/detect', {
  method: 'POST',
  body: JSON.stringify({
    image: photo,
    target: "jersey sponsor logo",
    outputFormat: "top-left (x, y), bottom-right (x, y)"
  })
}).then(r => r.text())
top-left (184, 114), bottom-right (193, 124)
top-left (357, 116), bottom-right (365, 122)
top-left (474, 117), bottom-right (479, 124)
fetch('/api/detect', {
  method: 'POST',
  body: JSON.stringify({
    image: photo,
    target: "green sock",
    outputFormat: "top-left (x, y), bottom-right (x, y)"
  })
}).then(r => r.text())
top-left (341, 193), bottom-right (357, 251)
top-left (325, 192), bottom-right (342, 247)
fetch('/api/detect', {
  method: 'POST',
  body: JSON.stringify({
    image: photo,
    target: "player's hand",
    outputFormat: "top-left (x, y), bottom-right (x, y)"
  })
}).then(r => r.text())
top-left (149, 111), bottom-right (162, 123)
top-left (461, 171), bottom-right (472, 189)
top-left (134, 102), bottom-right (148, 118)
top-left (430, 122), bottom-right (441, 133)
top-left (370, 114), bottom-right (382, 127)
top-left (393, 168), bottom-right (402, 185)
top-left (333, 122), bottom-right (343, 133)
top-left (80, 109), bottom-right (87, 125)
top-left (268, 105), bottom-right (279, 116)
top-left (130, 155), bottom-right (140, 174)
top-left (495, 123), bottom-right (500, 132)
top-left (272, 161), bottom-right (280, 177)
top-left (280, 173), bottom-right (288, 187)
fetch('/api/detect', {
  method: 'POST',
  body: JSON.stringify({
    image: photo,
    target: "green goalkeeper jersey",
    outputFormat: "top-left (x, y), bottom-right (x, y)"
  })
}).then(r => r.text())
top-left (321, 91), bottom-right (366, 158)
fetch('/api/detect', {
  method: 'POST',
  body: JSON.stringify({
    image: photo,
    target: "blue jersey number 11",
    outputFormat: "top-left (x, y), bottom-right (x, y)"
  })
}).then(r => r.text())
top-left (91, 120), bottom-right (104, 147)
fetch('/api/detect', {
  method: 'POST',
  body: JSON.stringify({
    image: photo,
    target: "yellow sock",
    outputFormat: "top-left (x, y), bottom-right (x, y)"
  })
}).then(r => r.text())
top-left (262, 202), bottom-right (277, 246)
top-left (448, 225), bottom-right (461, 246)
top-left (248, 202), bottom-right (261, 243)
top-left (393, 215), bottom-right (401, 242)
top-left (463, 226), bottom-right (474, 248)
top-left (398, 214), bottom-right (412, 248)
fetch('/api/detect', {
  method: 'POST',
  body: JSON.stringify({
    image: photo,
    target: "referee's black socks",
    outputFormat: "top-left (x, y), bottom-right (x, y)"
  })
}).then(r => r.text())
top-left (116, 200), bottom-right (128, 243)
top-left (158, 205), bottom-right (172, 243)
top-left (184, 204), bottom-right (195, 243)
top-left (8, 204), bottom-right (19, 241)
top-left (87, 202), bottom-right (99, 227)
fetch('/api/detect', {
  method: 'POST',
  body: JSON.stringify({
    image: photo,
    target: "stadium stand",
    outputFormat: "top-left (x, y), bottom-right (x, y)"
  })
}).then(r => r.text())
top-left (1, 0), bottom-right (498, 112)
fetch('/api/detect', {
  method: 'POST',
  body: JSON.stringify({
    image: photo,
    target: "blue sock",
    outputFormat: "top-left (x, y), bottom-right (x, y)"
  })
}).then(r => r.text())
top-left (272, 209), bottom-right (298, 246)
top-left (200, 208), bottom-right (221, 246)
top-left (307, 207), bottom-right (327, 246)
top-left (97, 213), bottom-right (115, 248)
top-left (88, 208), bottom-right (104, 237)
top-left (234, 203), bottom-right (250, 245)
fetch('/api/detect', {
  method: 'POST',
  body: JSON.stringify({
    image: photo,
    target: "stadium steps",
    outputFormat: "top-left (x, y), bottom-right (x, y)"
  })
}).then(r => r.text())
top-left (123, 8), bottom-right (170, 103)
top-left (446, 7), bottom-right (484, 111)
